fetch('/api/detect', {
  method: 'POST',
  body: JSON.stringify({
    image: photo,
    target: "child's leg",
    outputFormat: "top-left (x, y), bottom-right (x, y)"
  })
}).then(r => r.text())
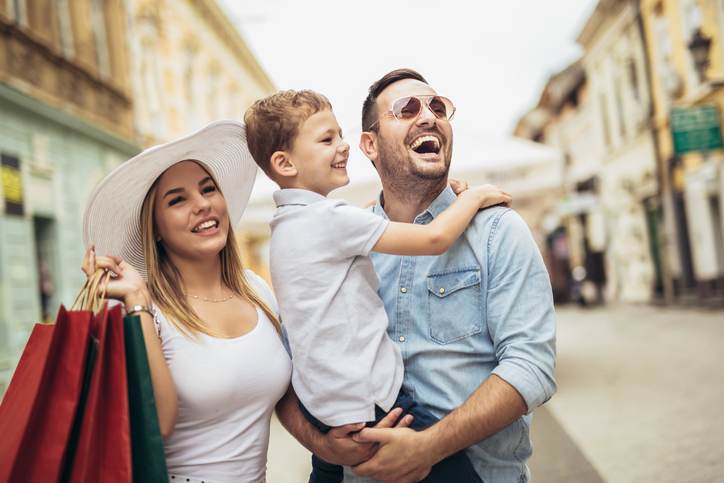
top-left (298, 400), bottom-right (344, 483)
top-left (374, 391), bottom-right (483, 483)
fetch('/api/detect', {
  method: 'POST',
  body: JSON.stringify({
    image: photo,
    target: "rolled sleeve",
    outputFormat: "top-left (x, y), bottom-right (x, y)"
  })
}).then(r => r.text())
top-left (485, 210), bottom-right (557, 412)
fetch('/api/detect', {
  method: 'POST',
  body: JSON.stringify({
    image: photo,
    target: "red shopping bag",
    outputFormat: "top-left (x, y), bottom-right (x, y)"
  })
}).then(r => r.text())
top-left (68, 303), bottom-right (132, 483)
top-left (0, 306), bottom-right (94, 482)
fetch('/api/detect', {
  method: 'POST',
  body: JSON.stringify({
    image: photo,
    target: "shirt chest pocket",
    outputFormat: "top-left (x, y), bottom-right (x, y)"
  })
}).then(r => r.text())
top-left (426, 267), bottom-right (482, 344)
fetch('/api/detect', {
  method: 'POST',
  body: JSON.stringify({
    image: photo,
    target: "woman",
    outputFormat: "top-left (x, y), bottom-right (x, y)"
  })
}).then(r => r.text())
top-left (81, 121), bottom-right (292, 483)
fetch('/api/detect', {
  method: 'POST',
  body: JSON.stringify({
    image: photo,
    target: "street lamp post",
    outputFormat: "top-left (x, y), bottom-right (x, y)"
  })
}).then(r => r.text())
top-left (687, 28), bottom-right (712, 82)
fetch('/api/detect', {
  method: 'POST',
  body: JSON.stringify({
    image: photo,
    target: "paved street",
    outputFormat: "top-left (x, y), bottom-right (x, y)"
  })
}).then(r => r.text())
top-left (266, 304), bottom-right (724, 482)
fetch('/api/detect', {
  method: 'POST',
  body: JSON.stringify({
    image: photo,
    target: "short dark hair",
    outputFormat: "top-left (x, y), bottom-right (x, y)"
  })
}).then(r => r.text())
top-left (361, 68), bottom-right (428, 132)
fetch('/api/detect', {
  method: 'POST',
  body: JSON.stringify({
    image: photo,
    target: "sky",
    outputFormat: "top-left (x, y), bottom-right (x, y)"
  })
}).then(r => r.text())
top-left (220, 0), bottom-right (599, 207)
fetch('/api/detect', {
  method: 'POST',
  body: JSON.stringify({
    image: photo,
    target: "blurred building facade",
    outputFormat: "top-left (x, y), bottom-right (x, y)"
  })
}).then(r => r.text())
top-left (516, 0), bottom-right (724, 306)
top-left (0, 0), bottom-right (139, 391)
top-left (577, 0), bottom-right (661, 304)
top-left (640, 0), bottom-right (724, 303)
top-left (127, 0), bottom-right (275, 143)
top-left (0, 0), bottom-right (275, 392)
top-left (126, 0), bottom-right (275, 277)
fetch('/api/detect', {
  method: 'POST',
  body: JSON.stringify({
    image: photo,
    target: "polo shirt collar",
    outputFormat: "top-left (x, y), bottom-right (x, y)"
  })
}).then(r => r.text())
top-left (273, 188), bottom-right (326, 208)
top-left (372, 185), bottom-right (457, 222)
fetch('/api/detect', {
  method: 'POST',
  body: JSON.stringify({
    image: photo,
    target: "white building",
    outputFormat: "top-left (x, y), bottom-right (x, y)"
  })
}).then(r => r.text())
top-left (578, 0), bottom-right (661, 303)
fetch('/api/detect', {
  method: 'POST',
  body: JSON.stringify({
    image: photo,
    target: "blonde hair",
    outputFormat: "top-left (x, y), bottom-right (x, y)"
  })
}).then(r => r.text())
top-left (244, 89), bottom-right (332, 176)
top-left (140, 171), bottom-right (281, 338)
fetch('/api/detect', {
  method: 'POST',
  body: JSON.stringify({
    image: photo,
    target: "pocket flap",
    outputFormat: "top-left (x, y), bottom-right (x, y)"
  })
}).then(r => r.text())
top-left (427, 268), bottom-right (481, 298)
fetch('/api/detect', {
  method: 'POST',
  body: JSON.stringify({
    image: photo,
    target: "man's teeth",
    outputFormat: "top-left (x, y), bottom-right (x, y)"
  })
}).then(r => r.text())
top-left (193, 220), bottom-right (217, 232)
top-left (409, 135), bottom-right (440, 151)
top-left (332, 162), bottom-right (346, 168)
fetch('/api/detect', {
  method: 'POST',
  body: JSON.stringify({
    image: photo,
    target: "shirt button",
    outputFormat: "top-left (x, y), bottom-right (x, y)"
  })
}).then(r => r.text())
top-left (399, 336), bottom-right (406, 342)
top-left (439, 287), bottom-right (445, 294)
top-left (400, 287), bottom-right (407, 293)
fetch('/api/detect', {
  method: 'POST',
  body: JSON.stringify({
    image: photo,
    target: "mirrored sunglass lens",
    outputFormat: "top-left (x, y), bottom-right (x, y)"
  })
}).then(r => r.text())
top-left (428, 97), bottom-right (450, 118)
top-left (394, 97), bottom-right (422, 119)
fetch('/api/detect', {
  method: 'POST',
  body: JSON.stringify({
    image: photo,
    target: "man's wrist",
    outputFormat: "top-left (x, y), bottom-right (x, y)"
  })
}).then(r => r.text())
top-left (311, 431), bottom-right (334, 463)
top-left (418, 425), bottom-right (448, 465)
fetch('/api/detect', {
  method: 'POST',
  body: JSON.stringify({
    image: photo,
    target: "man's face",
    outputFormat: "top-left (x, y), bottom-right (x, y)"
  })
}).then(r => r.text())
top-left (372, 79), bottom-right (454, 182)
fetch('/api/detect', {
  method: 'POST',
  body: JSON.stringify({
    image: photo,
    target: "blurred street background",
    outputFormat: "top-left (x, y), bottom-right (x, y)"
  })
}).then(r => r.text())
top-left (1, 0), bottom-right (723, 481)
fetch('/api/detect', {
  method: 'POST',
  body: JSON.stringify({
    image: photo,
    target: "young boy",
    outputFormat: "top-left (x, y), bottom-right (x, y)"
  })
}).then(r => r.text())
top-left (244, 90), bottom-right (510, 483)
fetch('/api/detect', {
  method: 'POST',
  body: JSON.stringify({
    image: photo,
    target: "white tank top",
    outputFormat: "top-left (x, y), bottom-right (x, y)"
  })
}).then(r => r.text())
top-left (154, 271), bottom-right (292, 483)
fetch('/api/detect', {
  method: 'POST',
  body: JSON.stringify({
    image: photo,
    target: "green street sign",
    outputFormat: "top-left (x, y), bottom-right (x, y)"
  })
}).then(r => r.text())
top-left (671, 105), bottom-right (723, 155)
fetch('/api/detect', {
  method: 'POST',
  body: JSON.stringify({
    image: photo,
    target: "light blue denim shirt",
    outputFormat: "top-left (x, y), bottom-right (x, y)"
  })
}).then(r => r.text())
top-left (343, 186), bottom-right (556, 483)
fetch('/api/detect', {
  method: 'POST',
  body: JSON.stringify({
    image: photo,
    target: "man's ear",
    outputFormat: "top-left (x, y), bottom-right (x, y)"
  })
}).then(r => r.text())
top-left (359, 131), bottom-right (379, 167)
top-left (270, 151), bottom-right (297, 178)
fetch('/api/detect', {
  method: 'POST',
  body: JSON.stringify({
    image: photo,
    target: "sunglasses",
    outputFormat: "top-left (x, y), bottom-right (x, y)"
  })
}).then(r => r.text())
top-left (369, 95), bottom-right (456, 130)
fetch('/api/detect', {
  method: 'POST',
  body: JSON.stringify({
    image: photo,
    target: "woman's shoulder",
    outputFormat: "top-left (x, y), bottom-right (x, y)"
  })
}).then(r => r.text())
top-left (244, 269), bottom-right (278, 312)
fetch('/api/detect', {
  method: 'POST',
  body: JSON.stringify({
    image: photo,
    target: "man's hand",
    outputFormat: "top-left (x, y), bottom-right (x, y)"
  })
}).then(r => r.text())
top-left (351, 427), bottom-right (438, 483)
top-left (317, 408), bottom-right (414, 466)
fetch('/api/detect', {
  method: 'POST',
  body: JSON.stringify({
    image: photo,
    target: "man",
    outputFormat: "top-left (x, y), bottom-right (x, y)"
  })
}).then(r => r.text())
top-left (276, 68), bottom-right (556, 483)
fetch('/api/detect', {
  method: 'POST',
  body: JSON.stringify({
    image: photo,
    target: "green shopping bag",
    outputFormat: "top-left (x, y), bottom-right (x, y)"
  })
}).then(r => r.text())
top-left (123, 314), bottom-right (169, 482)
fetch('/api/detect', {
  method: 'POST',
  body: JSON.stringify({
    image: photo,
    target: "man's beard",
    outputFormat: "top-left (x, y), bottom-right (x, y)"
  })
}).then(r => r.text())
top-left (376, 131), bottom-right (453, 186)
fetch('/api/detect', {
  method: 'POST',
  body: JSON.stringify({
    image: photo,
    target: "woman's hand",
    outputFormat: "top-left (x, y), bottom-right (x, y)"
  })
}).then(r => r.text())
top-left (81, 246), bottom-right (149, 305)
top-left (463, 184), bottom-right (512, 209)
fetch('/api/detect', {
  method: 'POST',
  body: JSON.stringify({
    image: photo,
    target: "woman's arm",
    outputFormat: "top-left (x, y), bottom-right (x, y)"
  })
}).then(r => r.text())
top-left (372, 184), bottom-right (511, 256)
top-left (124, 289), bottom-right (178, 438)
top-left (83, 248), bottom-right (178, 438)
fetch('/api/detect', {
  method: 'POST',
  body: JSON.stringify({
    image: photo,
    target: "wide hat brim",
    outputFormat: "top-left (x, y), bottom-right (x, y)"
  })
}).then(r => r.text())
top-left (82, 120), bottom-right (258, 280)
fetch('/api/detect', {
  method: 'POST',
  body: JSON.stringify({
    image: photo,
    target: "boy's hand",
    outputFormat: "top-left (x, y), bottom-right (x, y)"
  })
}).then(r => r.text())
top-left (449, 178), bottom-right (469, 195)
top-left (463, 184), bottom-right (512, 209)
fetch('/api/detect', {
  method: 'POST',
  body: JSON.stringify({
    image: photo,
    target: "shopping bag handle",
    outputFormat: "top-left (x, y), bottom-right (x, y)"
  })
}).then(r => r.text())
top-left (71, 268), bottom-right (111, 312)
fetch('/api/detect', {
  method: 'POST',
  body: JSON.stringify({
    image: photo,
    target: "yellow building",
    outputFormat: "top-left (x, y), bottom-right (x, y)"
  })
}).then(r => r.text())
top-left (126, 0), bottom-right (276, 277)
top-left (641, 0), bottom-right (724, 302)
top-left (0, 0), bottom-right (139, 391)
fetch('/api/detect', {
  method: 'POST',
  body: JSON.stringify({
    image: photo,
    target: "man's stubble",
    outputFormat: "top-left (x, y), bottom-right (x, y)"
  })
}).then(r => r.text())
top-left (375, 132), bottom-right (453, 203)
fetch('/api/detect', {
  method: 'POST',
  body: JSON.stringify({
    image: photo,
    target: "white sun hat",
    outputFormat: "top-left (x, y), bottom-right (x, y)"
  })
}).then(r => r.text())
top-left (82, 120), bottom-right (258, 280)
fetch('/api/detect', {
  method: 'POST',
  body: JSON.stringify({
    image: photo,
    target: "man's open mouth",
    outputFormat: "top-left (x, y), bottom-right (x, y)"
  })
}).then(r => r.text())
top-left (409, 135), bottom-right (441, 155)
top-left (331, 160), bottom-right (347, 169)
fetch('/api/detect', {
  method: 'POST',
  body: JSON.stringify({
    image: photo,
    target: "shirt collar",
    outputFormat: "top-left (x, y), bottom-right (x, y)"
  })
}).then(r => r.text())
top-left (273, 188), bottom-right (326, 208)
top-left (372, 185), bottom-right (457, 222)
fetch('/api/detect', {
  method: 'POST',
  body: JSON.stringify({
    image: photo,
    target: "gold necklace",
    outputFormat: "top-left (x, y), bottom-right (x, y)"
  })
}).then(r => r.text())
top-left (187, 292), bottom-right (234, 303)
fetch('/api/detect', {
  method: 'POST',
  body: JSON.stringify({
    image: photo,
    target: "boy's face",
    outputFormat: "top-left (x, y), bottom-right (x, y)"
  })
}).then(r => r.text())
top-left (287, 109), bottom-right (350, 196)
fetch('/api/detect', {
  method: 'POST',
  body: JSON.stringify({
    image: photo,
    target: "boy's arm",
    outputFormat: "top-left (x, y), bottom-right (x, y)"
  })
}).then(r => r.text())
top-left (372, 185), bottom-right (511, 256)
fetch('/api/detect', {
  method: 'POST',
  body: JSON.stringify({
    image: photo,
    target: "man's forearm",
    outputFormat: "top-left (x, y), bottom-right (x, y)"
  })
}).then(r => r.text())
top-left (275, 387), bottom-right (324, 454)
top-left (424, 374), bottom-right (528, 463)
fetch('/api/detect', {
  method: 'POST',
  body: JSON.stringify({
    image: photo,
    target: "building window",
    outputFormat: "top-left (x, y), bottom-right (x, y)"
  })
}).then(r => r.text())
top-left (207, 66), bottom-right (222, 121)
top-left (627, 59), bottom-right (640, 101)
top-left (183, 48), bottom-right (199, 130)
top-left (55, 0), bottom-right (74, 58)
top-left (614, 71), bottom-right (626, 140)
top-left (90, 0), bottom-right (111, 78)
top-left (599, 92), bottom-right (612, 148)
top-left (8, 0), bottom-right (28, 26)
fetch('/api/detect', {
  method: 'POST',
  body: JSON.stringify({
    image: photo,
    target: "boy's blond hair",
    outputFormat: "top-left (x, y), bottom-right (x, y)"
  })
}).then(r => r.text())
top-left (244, 90), bottom-right (332, 176)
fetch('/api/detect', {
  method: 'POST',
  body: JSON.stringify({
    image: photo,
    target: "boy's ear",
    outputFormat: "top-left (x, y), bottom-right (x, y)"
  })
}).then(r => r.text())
top-left (359, 132), bottom-right (378, 168)
top-left (270, 151), bottom-right (297, 178)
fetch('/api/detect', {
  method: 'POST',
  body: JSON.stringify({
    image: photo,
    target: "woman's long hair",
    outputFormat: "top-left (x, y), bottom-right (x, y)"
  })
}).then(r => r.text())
top-left (139, 174), bottom-right (281, 338)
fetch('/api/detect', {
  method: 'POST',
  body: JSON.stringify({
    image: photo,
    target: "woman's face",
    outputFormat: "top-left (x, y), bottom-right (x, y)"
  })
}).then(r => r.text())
top-left (153, 160), bottom-right (230, 262)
